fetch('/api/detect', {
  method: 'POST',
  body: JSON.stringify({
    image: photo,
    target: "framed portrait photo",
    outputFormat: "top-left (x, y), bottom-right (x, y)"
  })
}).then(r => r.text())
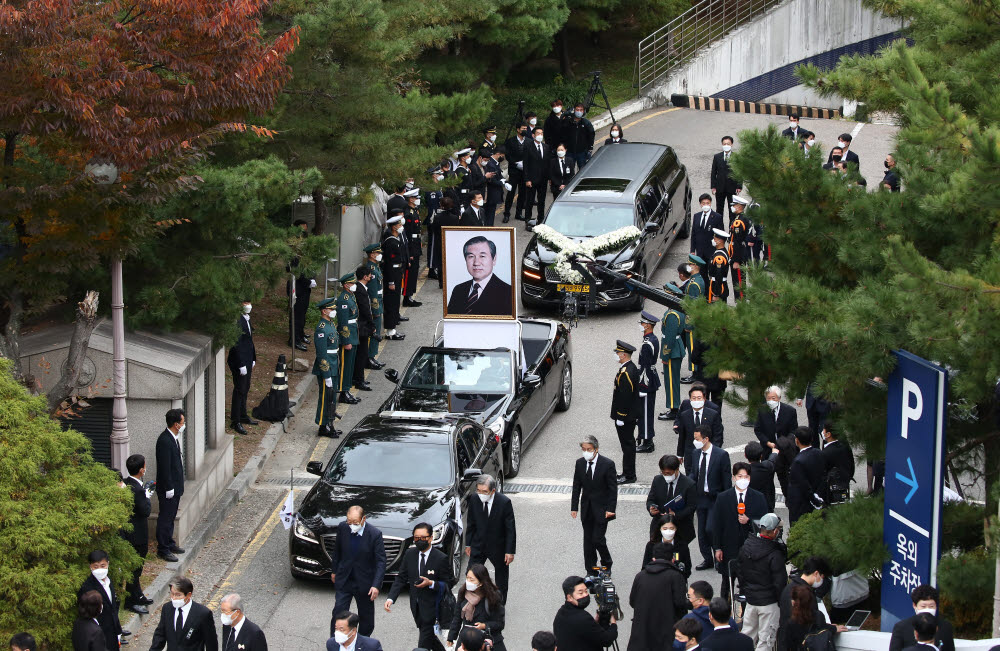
top-left (442, 227), bottom-right (517, 320)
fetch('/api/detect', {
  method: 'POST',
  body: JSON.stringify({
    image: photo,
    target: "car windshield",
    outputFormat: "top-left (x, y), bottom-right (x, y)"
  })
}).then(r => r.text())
top-left (542, 202), bottom-right (635, 237)
top-left (324, 437), bottom-right (453, 489)
top-left (402, 350), bottom-right (513, 394)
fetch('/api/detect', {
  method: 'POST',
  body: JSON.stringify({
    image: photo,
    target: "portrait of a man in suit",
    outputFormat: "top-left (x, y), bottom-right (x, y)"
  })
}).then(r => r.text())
top-left (444, 231), bottom-right (515, 319)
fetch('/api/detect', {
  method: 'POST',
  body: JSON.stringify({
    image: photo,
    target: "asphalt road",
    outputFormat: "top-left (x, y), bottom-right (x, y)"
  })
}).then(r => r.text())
top-left (131, 107), bottom-right (898, 651)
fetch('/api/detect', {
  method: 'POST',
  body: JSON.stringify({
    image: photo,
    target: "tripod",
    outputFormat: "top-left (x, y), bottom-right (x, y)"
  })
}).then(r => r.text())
top-left (502, 98), bottom-right (527, 145)
top-left (584, 70), bottom-right (616, 126)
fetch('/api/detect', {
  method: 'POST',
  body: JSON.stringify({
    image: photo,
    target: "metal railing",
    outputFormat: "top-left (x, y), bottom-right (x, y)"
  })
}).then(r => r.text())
top-left (636, 0), bottom-right (785, 94)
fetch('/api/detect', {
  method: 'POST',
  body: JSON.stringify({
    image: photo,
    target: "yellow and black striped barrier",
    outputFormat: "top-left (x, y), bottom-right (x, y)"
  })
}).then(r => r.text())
top-left (670, 94), bottom-right (841, 119)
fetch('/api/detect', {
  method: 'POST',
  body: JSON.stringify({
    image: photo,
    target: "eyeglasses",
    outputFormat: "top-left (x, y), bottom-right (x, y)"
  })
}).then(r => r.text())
top-left (413, 535), bottom-right (432, 541)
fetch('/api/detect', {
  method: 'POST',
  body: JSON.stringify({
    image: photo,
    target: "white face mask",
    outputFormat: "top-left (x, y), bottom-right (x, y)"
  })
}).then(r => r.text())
top-left (553, 106), bottom-right (562, 114)
top-left (465, 580), bottom-right (479, 592)
top-left (838, 141), bottom-right (848, 149)
top-left (690, 399), bottom-right (705, 410)
top-left (413, 198), bottom-right (421, 207)
top-left (333, 631), bottom-right (351, 645)
top-left (789, 121), bottom-right (797, 129)
top-left (477, 492), bottom-right (491, 503)
top-left (349, 522), bottom-right (363, 534)
top-left (476, 199), bottom-right (485, 207)
top-left (722, 144), bottom-right (732, 153)
top-left (701, 204), bottom-right (711, 212)
top-left (534, 134), bottom-right (543, 142)
top-left (735, 478), bottom-right (750, 491)
top-left (171, 598), bottom-right (186, 609)
top-left (556, 150), bottom-right (566, 158)
top-left (766, 400), bottom-right (779, 409)
top-left (347, 284), bottom-right (356, 293)
top-left (661, 528), bottom-right (676, 541)
top-left (220, 613), bottom-right (233, 626)
top-left (697, 438), bottom-right (709, 450)
top-left (806, 139), bottom-right (815, 147)
top-left (813, 577), bottom-right (824, 589)
top-left (582, 450), bottom-right (595, 461)
top-left (243, 304), bottom-right (252, 314)
top-left (91, 567), bottom-right (108, 581)
top-left (435, 174), bottom-right (444, 182)
top-left (611, 131), bottom-right (620, 138)
top-left (916, 607), bottom-right (937, 616)
top-left (375, 253), bottom-right (383, 262)
top-left (529, 118), bottom-right (537, 126)
top-left (662, 472), bottom-right (676, 483)
top-left (574, 110), bottom-right (583, 118)
top-left (488, 134), bottom-right (496, 142)
top-left (177, 423), bottom-right (186, 436)
top-left (464, 157), bottom-right (472, 165)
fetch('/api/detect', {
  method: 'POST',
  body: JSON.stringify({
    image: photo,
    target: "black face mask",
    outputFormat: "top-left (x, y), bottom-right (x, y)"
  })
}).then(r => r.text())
top-left (414, 539), bottom-right (430, 552)
top-left (575, 595), bottom-right (591, 610)
top-left (519, 130), bottom-right (527, 137)
top-left (884, 161), bottom-right (891, 169)
top-left (832, 155), bottom-right (842, 162)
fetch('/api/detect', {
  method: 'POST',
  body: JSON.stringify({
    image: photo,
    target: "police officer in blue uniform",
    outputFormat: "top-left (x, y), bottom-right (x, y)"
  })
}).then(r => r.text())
top-left (313, 298), bottom-right (340, 437)
top-left (636, 311), bottom-right (661, 454)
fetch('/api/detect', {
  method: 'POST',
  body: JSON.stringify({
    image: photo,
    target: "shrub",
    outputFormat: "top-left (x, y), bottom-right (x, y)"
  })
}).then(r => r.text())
top-left (937, 547), bottom-right (995, 638)
top-left (787, 494), bottom-right (889, 576)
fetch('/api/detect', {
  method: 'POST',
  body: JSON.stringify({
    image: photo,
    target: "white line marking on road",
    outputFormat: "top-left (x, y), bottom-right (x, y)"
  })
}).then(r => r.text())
top-left (850, 122), bottom-right (865, 139)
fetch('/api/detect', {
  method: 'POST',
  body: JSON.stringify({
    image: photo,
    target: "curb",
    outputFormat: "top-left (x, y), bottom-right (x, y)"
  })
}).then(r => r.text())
top-left (668, 93), bottom-right (842, 119)
top-left (591, 95), bottom-right (655, 130)
top-left (123, 369), bottom-right (315, 633)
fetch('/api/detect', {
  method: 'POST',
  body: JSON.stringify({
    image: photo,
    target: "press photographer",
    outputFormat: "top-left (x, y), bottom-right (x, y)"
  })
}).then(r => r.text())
top-left (553, 575), bottom-right (618, 651)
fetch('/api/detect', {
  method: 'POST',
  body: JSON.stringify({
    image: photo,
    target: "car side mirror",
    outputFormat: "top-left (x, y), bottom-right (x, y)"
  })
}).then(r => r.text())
top-left (461, 468), bottom-right (482, 483)
top-left (306, 461), bottom-right (324, 476)
top-left (644, 220), bottom-right (658, 233)
top-left (523, 373), bottom-right (541, 387)
top-left (384, 368), bottom-right (400, 384)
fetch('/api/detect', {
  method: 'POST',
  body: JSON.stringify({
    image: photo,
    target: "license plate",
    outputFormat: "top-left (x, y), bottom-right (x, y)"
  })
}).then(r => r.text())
top-left (556, 284), bottom-right (590, 293)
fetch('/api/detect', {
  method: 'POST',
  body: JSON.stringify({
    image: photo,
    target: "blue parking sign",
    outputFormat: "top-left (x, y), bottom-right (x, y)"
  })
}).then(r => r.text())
top-left (881, 350), bottom-right (947, 631)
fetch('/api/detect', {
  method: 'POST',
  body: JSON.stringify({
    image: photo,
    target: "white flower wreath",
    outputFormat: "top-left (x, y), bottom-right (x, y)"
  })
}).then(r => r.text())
top-left (533, 224), bottom-right (642, 283)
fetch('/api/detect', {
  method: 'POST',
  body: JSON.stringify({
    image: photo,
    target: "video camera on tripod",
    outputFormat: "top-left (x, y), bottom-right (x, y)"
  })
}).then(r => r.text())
top-left (584, 567), bottom-right (623, 629)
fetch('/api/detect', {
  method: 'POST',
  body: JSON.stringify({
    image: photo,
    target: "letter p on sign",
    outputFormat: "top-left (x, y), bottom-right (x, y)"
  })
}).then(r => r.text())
top-left (901, 378), bottom-right (923, 439)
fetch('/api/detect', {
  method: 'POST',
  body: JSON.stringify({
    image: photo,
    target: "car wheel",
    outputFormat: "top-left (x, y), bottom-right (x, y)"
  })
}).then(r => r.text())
top-left (556, 364), bottom-right (572, 412)
top-left (505, 426), bottom-right (523, 479)
top-left (496, 470), bottom-right (505, 493)
top-left (451, 529), bottom-right (465, 579)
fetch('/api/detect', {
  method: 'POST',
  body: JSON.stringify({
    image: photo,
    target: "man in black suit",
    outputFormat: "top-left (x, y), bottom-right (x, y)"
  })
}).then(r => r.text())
top-left (155, 408), bottom-right (186, 562)
top-left (753, 385), bottom-right (799, 452)
top-left (900, 613), bottom-right (941, 651)
top-left (150, 575), bottom-right (218, 651)
top-left (646, 455), bottom-right (697, 572)
top-left (503, 123), bottom-right (530, 222)
top-left (226, 300), bottom-right (257, 435)
top-left (482, 148), bottom-right (505, 226)
top-left (384, 522), bottom-right (455, 651)
top-left (571, 435), bottom-right (618, 575)
top-left (690, 194), bottom-right (724, 286)
top-left (710, 462), bottom-right (768, 599)
top-left (780, 114), bottom-right (814, 142)
top-left (460, 192), bottom-right (484, 227)
top-left (786, 427), bottom-right (826, 524)
top-left (329, 506), bottom-right (386, 637)
top-left (79, 550), bottom-right (123, 651)
top-left (465, 474), bottom-right (516, 602)
top-left (352, 265), bottom-right (376, 392)
top-left (710, 136), bottom-right (742, 223)
top-left (888, 585), bottom-right (955, 651)
top-left (552, 576), bottom-right (618, 651)
top-left (219, 594), bottom-right (267, 651)
top-left (674, 385), bottom-right (724, 460)
top-left (796, 382), bottom-right (831, 445)
top-left (827, 132), bottom-right (860, 167)
top-left (745, 441), bottom-right (777, 512)
top-left (329, 611), bottom-right (383, 651)
top-left (122, 454), bottom-right (153, 613)
top-left (701, 598), bottom-right (753, 651)
top-left (446, 235), bottom-right (513, 316)
top-left (611, 340), bottom-right (641, 484)
top-left (821, 421), bottom-right (854, 504)
top-left (549, 146), bottom-right (575, 199)
top-left (685, 425), bottom-right (732, 570)
top-left (523, 126), bottom-right (549, 224)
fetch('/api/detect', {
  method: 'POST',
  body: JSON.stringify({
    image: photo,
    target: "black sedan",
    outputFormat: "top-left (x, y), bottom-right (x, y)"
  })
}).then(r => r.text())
top-left (381, 318), bottom-right (572, 478)
top-left (289, 412), bottom-right (504, 582)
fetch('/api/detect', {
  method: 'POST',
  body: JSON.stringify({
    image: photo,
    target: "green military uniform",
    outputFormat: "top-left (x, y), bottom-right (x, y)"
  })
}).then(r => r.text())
top-left (685, 254), bottom-right (707, 372)
top-left (364, 244), bottom-right (384, 361)
top-left (336, 272), bottom-right (360, 393)
top-left (660, 283), bottom-right (687, 413)
top-left (312, 298), bottom-right (340, 435)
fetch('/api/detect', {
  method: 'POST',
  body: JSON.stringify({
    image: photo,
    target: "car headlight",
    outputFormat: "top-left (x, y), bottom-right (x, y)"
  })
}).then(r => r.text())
top-left (294, 518), bottom-right (319, 543)
top-left (522, 256), bottom-right (540, 270)
top-left (612, 259), bottom-right (635, 271)
top-left (432, 520), bottom-right (449, 545)
top-left (486, 415), bottom-right (504, 439)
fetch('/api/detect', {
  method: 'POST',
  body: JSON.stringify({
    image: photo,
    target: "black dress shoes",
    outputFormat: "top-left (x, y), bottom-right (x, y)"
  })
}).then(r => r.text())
top-left (658, 409), bottom-right (679, 421)
top-left (128, 604), bottom-right (149, 615)
top-left (680, 375), bottom-right (695, 384)
top-left (240, 416), bottom-right (259, 425)
top-left (355, 382), bottom-right (373, 391)
top-left (398, 316), bottom-right (410, 322)
top-left (302, 335), bottom-right (311, 343)
top-left (635, 440), bottom-right (655, 453)
top-left (741, 420), bottom-right (754, 428)
top-left (616, 474), bottom-right (637, 485)
top-left (367, 359), bottom-right (385, 369)
top-left (387, 333), bottom-right (405, 340)
top-left (403, 298), bottom-right (422, 307)
top-left (171, 546), bottom-right (185, 554)
top-left (158, 551), bottom-right (179, 562)
top-left (502, 216), bottom-right (510, 223)
top-left (139, 595), bottom-right (154, 605)
top-left (339, 392), bottom-right (361, 404)
top-left (318, 425), bottom-right (340, 438)
top-left (231, 423), bottom-right (248, 435)
top-left (695, 561), bottom-right (713, 571)
top-left (294, 342), bottom-right (308, 351)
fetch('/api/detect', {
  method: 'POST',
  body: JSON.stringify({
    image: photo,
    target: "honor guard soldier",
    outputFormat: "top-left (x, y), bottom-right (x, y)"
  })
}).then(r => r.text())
top-left (403, 189), bottom-right (423, 307)
top-left (611, 340), bottom-right (641, 485)
top-left (352, 264), bottom-right (375, 393)
top-left (727, 195), bottom-right (753, 300)
top-left (481, 126), bottom-right (498, 155)
top-left (658, 284), bottom-right (686, 421)
top-left (381, 213), bottom-right (406, 340)
top-left (707, 228), bottom-right (731, 304)
top-left (679, 255), bottom-right (705, 383)
top-left (425, 177), bottom-right (444, 278)
top-left (455, 148), bottom-right (477, 207)
top-left (336, 272), bottom-right (361, 405)
top-left (363, 244), bottom-right (386, 369)
top-left (636, 311), bottom-right (661, 453)
top-left (313, 298), bottom-right (340, 437)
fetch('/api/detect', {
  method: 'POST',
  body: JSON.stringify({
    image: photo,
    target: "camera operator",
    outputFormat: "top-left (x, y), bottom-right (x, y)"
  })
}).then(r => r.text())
top-left (553, 576), bottom-right (618, 651)
top-left (736, 514), bottom-right (787, 651)
top-left (628, 543), bottom-right (687, 651)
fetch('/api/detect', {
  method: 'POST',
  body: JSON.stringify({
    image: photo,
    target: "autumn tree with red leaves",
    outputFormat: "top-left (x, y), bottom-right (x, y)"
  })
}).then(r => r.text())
top-left (0, 0), bottom-right (299, 397)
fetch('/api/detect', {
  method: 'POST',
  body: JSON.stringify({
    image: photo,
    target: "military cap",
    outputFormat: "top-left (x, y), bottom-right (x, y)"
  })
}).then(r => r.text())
top-left (455, 147), bottom-right (473, 157)
top-left (316, 297), bottom-right (336, 309)
top-left (403, 188), bottom-right (420, 197)
top-left (388, 207), bottom-right (405, 216)
top-left (732, 194), bottom-right (751, 206)
top-left (483, 126), bottom-right (497, 134)
top-left (662, 283), bottom-right (683, 296)
top-left (338, 272), bottom-right (357, 284)
top-left (386, 214), bottom-right (404, 225)
top-left (688, 253), bottom-right (706, 266)
top-left (639, 310), bottom-right (659, 325)
top-left (363, 243), bottom-right (381, 253)
top-left (613, 340), bottom-right (636, 354)
top-left (712, 227), bottom-right (730, 239)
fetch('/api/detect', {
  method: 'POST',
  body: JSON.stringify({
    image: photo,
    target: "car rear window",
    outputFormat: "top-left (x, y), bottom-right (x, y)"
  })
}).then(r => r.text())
top-left (571, 178), bottom-right (631, 193)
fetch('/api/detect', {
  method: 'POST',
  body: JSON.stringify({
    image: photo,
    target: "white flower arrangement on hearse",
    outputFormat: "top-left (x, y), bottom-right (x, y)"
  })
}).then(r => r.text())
top-left (532, 224), bottom-right (642, 284)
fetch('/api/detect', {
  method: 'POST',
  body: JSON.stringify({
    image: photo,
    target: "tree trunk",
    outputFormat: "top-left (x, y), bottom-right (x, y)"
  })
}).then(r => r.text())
top-left (0, 285), bottom-right (25, 381)
top-left (46, 290), bottom-right (100, 413)
top-left (312, 187), bottom-right (328, 235)
top-left (556, 27), bottom-right (574, 80)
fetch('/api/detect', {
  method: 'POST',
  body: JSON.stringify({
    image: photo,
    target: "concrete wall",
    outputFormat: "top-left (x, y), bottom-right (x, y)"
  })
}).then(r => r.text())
top-left (647, 0), bottom-right (906, 108)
